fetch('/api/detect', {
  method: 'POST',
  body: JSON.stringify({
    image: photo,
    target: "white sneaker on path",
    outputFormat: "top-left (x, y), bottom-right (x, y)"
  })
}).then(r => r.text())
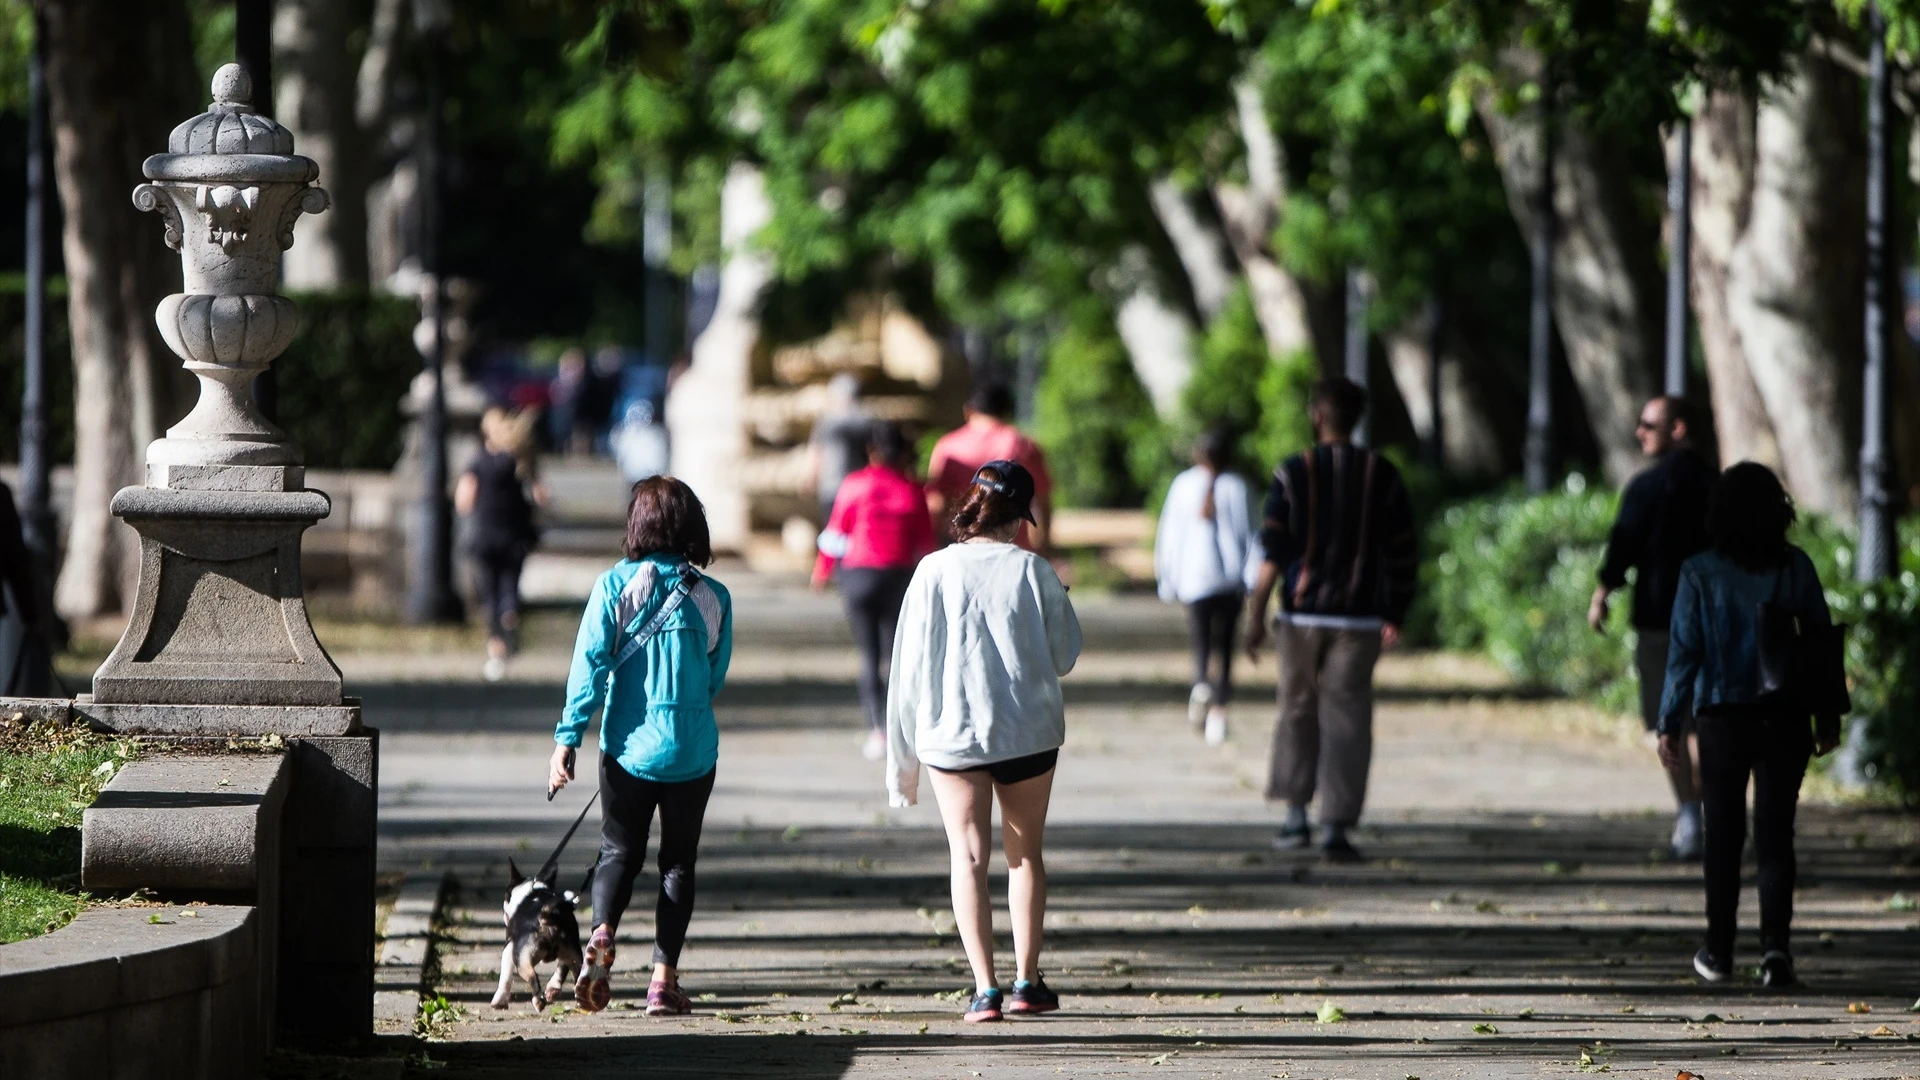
top-left (1188, 684), bottom-right (1212, 729)
top-left (1204, 707), bottom-right (1228, 746)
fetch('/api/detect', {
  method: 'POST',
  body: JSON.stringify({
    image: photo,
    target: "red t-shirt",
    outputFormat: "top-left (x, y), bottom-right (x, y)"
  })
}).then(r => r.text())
top-left (927, 419), bottom-right (1052, 549)
top-left (814, 465), bottom-right (936, 579)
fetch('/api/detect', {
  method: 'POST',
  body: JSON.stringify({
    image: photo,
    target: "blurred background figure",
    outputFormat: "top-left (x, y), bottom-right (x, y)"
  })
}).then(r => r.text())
top-left (585, 346), bottom-right (624, 455)
top-left (1154, 428), bottom-right (1259, 746)
top-left (611, 360), bottom-right (672, 485)
top-left (813, 422), bottom-right (935, 760)
top-left (456, 407), bottom-right (550, 681)
top-left (0, 479), bottom-right (54, 696)
top-left (927, 385), bottom-right (1053, 554)
top-left (548, 347), bottom-right (589, 456)
top-left (809, 374), bottom-right (877, 524)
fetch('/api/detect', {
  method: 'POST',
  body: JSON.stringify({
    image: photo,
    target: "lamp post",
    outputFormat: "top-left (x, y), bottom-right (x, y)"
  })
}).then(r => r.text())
top-left (1344, 266), bottom-right (1369, 447)
top-left (1525, 81), bottom-right (1556, 495)
top-left (1664, 118), bottom-right (1691, 399)
top-left (1859, 3), bottom-right (1895, 583)
top-left (405, 0), bottom-right (462, 623)
top-left (1424, 293), bottom-right (1444, 469)
top-left (19, 21), bottom-right (51, 575)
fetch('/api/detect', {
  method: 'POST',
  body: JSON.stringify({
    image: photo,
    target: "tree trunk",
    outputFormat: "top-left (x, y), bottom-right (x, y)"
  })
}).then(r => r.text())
top-left (1477, 50), bottom-right (1663, 486)
top-left (1687, 90), bottom-right (1780, 471)
top-left (1383, 310), bottom-right (1510, 477)
top-left (274, 0), bottom-right (369, 288)
top-left (1107, 244), bottom-right (1198, 418)
top-left (1148, 179), bottom-right (1236, 322)
top-left (1208, 71), bottom-right (1317, 360)
top-left (38, 0), bottom-right (197, 620)
top-left (1725, 49), bottom-right (1865, 516)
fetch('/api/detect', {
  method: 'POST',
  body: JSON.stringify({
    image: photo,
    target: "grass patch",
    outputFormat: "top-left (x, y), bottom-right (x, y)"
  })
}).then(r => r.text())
top-left (0, 715), bottom-right (136, 943)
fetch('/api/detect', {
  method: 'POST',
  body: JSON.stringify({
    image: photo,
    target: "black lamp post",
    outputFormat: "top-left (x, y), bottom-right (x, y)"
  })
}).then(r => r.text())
top-left (19, 18), bottom-right (55, 623)
top-left (1524, 82), bottom-right (1556, 495)
top-left (1859, 3), bottom-right (1895, 583)
top-left (406, 0), bottom-right (462, 623)
top-left (1343, 266), bottom-right (1369, 447)
top-left (1664, 118), bottom-right (1691, 399)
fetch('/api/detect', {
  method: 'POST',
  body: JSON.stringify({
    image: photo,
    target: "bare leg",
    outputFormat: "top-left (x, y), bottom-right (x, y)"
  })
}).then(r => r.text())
top-left (490, 943), bottom-right (516, 1008)
top-left (997, 768), bottom-right (1055, 983)
top-left (653, 961), bottom-right (675, 985)
top-left (929, 767), bottom-right (997, 992)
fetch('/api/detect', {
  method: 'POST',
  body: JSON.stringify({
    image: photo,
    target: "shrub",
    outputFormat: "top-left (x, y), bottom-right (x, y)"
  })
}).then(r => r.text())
top-left (1032, 300), bottom-right (1167, 508)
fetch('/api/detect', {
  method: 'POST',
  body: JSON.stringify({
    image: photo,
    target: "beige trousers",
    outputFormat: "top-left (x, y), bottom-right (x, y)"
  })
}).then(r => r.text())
top-left (1265, 621), bottom-right (1383, 828)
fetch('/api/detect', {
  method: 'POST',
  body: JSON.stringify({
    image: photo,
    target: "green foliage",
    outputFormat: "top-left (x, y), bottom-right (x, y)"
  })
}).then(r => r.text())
top-left (1032, 301), bottom-right (1165, 509)
top-left (275, 292), bottom-right (420, 471)
top-left (0, 722), bottom-right (134, 943)
top-left (1417, 477), bottom-right (1637, 711)
top-left (1179, 286), bottom-right (1315, 480)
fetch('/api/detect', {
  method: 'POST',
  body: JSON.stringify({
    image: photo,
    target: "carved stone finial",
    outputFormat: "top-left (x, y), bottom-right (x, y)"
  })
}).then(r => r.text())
top-left (210, 63), bottom-right (251, 108)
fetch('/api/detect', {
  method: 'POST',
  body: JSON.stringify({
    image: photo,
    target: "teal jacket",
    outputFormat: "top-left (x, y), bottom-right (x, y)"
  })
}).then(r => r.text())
top-left (556, 556), bottom-right (733, 782)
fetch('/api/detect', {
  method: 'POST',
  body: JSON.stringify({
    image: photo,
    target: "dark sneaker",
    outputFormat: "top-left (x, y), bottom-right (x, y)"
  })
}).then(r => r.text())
top-left (574, 927), bottom-right (615, 1012)
top-left (1692, 948), bottom-right (1731, 984)
top-left (1006, 976), bottom-right (1059, 1015)
top-left (1320, 834), bottom-right (1365, 864)
top-left (1271, 824), bottom-right (1311, 851)
top-left (1759, 950), bottom-right (1797, 988)
top-left (646, 979), bottom-right (693, 1016)
top-left (963, 987), bottom-right (1004, 1023)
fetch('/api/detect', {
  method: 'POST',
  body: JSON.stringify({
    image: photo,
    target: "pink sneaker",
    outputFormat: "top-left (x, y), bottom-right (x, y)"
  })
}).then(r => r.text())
top-left (574, 927), bottom-right (615, 1013)
top-left (646, 979), bottom-right (693, 1016)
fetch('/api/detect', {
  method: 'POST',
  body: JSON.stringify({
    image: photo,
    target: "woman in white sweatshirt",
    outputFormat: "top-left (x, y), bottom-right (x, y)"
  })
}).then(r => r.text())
top-left (1153, 428), bottom-right (1258, 746)
top-left (887, 460), bottom-right (1082, 1023)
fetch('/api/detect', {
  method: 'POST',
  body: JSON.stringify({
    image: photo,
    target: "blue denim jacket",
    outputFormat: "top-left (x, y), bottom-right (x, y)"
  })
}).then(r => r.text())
top-left (1659, 546), bottom-right (1831, 735)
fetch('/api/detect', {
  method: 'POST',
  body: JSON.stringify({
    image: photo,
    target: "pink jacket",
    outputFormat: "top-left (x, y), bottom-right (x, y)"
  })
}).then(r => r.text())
top-left (815, 465), bottom-right (936, 579)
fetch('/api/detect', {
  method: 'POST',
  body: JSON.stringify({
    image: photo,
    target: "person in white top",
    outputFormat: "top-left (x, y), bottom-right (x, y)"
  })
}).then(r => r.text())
top-left (887, 460), bottom-right (1082, 1024)
top-left (1154, 429), bottom-right (1259, 746)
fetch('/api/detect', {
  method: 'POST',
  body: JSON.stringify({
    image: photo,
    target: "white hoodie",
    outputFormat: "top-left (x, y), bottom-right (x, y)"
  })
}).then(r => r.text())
top-left (885, 541), bottom-right (1082, 807)
top-left (1153, 466), bottom-right (1261, 604)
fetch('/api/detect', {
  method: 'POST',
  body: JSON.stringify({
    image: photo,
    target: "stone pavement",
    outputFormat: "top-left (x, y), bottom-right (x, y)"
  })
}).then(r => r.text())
top-left (356, 584), bottom-right (1920, 1079)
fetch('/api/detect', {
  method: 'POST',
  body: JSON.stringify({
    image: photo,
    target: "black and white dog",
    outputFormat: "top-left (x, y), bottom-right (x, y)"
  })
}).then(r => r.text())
top-left (490, 858), bottom-right (587, 1011)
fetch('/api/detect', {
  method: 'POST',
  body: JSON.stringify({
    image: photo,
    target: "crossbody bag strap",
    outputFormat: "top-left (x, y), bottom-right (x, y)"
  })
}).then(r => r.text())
top-left (612, 569), bottom-right (699, 671)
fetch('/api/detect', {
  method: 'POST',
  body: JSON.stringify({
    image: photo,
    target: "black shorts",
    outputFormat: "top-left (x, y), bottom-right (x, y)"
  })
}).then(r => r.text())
top-left (931, 749), bottom-right (1058, 786)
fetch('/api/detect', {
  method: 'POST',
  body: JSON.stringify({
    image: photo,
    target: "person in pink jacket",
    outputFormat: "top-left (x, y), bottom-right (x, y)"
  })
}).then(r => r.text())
top-left (813, 422), bottom-right (936, 760)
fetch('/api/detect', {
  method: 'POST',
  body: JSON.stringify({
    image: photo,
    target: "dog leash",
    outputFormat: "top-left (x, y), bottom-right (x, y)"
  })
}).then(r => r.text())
top-left (536, 789), bottom-right (600, 884)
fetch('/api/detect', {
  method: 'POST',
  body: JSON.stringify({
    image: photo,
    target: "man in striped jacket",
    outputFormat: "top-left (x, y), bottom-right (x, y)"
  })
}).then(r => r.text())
top-left (1245, 378), bottom-right (1418, 862)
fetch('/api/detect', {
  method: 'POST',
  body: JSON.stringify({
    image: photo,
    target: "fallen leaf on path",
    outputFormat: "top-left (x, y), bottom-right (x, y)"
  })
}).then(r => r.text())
top-left (1847, 1001), bottom-right (1873, 1013)
top-left (1472, 1023), bottom-right (1498, 1034)
top-left (1868, 1024), bottom-right (1898, 1037)
top-left (1886, 892), bottom-right (1916, 912)
top-left (1316, 1001), bottom-right (1346, 1024)
top-left (1676, 1071), bottom-right (1702, 1080)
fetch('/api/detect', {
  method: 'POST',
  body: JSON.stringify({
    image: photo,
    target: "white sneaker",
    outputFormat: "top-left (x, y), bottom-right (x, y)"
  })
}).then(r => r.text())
top-left (482, 656), bottom-right (507, 683)
top-left (1671, 802), bottom-right (1703, 861)
top-left (1188, 683), bottom-right (1212, 728)
top-left (1204, 707), bottom-right (1229, 746)
top-left (861, 730), bottom-right (886, 761)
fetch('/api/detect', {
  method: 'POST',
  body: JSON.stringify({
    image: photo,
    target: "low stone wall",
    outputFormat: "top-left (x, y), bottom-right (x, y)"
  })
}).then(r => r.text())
top-left (0, 906), bottom-right (263, 1079)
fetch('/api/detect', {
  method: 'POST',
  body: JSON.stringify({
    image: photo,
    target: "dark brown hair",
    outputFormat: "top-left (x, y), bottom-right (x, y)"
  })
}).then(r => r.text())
top-left (1310, 377), bottom-right (1368, 437)
top-left (624, 476), bottom-right (713, 566)
top-left (1708, 461), bottom-right (1793, 572)
top-left (949, 464), bottom-right (1025, 541)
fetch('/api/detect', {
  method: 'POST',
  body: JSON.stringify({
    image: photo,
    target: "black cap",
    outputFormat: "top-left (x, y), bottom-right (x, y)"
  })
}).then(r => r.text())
top-left (971, 460), bottom-right (1037, 524)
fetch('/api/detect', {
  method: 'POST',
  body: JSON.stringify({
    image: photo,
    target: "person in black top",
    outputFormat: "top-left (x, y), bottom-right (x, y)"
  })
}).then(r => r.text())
top-left (457, 408), bottom-right (549, 681)
top-left (1245, 378), bottom-right (1419, 862)
top-left (1589, 394), bottom-right (1714, 860)
top-left (0, 480), bottom-right (55, 696)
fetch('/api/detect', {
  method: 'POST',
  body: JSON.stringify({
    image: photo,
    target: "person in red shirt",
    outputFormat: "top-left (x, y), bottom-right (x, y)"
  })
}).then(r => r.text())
top-left (927, 385), bottom-right (1053, 553)
top-left (814, 422), bottom-right (937, 760)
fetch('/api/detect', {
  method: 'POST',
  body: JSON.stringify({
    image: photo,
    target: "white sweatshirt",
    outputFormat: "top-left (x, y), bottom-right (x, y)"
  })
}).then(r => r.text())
top-left (885, 540), bottom-right (1082, 807)
top-left (1153, 466), bottom-right (1261, 604)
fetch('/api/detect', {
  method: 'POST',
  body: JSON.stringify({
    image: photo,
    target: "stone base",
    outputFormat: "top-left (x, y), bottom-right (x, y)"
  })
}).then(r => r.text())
top-left (92, 486), bottom-right (343, 707)
top-left (279, 731), bottom-right (378, 1046)
top-left (74, 696), bottom-right (362, 737)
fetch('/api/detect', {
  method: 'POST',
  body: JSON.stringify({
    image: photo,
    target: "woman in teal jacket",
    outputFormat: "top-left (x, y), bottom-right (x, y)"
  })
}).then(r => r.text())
top-left (547, 476), bottom-right (732, 1016)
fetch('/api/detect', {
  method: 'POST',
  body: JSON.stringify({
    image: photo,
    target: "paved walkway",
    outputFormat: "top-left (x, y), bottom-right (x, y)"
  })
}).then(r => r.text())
top-left (357, 587), bottom-right (1920, 1079)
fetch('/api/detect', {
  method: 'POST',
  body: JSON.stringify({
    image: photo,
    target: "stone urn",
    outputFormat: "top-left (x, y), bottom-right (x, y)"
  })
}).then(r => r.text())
top-left (92, 64), bottom-right (345, 708)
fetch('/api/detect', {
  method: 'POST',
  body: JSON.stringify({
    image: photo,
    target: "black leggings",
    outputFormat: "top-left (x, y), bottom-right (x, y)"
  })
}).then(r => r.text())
top-left (472, 550), bottom-right (526, 644)
top-left (1186, 592), bottom-right (1243, 704)
top-left (1696, 706), bottom-right (1811, 961)
top-left (839, 566), bottom-right (914, 731)
top-left (591, 756), bottom-right (716, 967)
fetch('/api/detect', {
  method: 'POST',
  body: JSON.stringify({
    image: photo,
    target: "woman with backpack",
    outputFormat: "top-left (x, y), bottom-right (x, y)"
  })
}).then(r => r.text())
top-left (548, 476), bottom-right (733, 1016)
top-left (887, 461), bottom-right (1082, 1022)
top-left (1661, 462), bottom-right (1843, 988)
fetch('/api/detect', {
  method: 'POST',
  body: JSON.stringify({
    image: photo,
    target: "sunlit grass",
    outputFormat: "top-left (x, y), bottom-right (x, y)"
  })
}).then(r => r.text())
top-left (0, 719), bottom-right (135, 943)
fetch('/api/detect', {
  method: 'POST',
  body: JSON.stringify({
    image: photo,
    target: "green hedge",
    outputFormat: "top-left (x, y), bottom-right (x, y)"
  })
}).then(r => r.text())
top-left (1420, 481), bottom-right (1920, 802)
top-left (0, 286), bottom-right (418, 471)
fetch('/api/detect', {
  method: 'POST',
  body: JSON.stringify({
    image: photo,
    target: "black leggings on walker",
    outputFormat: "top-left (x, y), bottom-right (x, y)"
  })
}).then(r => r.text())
top-left (590, 755), bottom-right (717, 967)
top-left (839, 566), bottom-right (914, 731)
top-left (1186, 592), bottom-right (1243, 704)
top-left (1695, 705), bottom-right (1811, 962)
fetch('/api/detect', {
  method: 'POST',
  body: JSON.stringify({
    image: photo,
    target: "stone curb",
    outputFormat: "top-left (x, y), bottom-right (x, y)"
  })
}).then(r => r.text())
top-left (373, 870), bottom-right (451, 1027)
